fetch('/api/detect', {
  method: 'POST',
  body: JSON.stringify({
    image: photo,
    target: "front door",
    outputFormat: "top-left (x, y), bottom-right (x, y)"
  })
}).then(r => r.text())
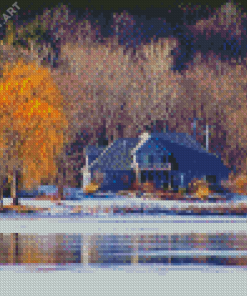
top-left (141, 171), bottom-right (154, 183)
top-left (171, 175), bottom-right (174, 188)
top-left (162, 171), bottom-right (169, 189)
top-left (141, 171), bottom-right (147, 183)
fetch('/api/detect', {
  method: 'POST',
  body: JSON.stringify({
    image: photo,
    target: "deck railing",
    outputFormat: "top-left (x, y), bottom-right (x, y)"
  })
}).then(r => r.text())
top-left (131, 163), bottom-right (171, 170)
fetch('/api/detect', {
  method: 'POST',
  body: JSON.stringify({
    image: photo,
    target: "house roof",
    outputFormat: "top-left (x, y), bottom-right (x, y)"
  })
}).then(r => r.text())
top-left (131, 132), bottom-right (151, 157)
top-left (151, 132), bottom-right (219, 155)
top-left (85, 131), bottom-right (222, 172)
top-left (88, 138), bottom-right (139, 171)
top-left (85, 145), bottom-right (106, 156)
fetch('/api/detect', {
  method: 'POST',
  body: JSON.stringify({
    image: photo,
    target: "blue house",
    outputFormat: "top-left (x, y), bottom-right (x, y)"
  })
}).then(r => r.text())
top-left (81, 132), bottom-right (231, 193)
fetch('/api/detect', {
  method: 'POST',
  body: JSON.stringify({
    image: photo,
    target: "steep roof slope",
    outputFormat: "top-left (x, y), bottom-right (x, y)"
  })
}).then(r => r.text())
top-left (89, 138), bottom-right (139, 170)
top-left (151, 132), bottom-right (207, 153)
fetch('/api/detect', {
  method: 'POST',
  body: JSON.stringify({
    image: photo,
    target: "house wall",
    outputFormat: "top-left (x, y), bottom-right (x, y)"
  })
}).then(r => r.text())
top-left (134, 137), bottom-right (230, 189)
top-left (135, 138), bottom-right (170, 167)
top-left (92, 169), bottom-right (135, 192)
top-left (84, 135), bottom-right (230, 193)
top-left (82, 169), bottom-right (91, 190)
top-left (88, 155), bottom-right (101, 166)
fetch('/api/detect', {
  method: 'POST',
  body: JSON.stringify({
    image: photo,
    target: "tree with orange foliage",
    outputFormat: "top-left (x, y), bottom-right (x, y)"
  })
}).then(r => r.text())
top-left (0, 122), bottom-right (22, 207)
top-left (0, 59), bottom-right (69, 205)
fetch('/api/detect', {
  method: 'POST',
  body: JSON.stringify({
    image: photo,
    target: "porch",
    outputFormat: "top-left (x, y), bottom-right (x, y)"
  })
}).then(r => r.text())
top-left (132, 163), bottom-right (177, 190)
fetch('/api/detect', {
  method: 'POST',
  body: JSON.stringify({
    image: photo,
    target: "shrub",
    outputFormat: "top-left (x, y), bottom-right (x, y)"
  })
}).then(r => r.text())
top-left (178, 188), bottom-right (187, 195)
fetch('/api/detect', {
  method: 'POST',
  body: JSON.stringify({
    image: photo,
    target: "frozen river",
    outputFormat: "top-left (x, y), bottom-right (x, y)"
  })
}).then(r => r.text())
top-left (1, 193), bottom-right (247, 296)
top-left (0, 265), bottom-right (246, 296)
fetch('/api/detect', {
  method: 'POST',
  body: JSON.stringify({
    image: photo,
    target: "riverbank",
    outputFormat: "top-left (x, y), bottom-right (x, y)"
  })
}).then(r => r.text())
top-left (0, 204), bottom-right (51, 213)
top-left (2, 195), bottom-right (247, 216)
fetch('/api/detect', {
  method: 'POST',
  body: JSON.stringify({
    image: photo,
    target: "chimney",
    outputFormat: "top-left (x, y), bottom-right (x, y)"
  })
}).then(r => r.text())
top-left (193, 118), bottom-right (197, 139)
top-left (165, 124), bottom-right (169, 133)
top-left (139, 132), bottom-right (150, 140)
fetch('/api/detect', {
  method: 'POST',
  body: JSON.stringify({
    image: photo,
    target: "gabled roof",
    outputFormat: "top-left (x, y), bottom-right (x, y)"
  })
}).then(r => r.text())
top-left (89, 138), bottom-right (139, 170)
top-left (151, 132), bottom-right (209, 154)
top-left (85, 145), bottom-right (106, 156)
top-left (131, 132), bottom-right (151, 158)
top-left (85, 131), bottom-right (223, 172)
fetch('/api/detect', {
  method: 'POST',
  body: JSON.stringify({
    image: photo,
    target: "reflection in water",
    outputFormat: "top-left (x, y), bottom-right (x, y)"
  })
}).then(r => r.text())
top-left (1, 233), bottom-right (247, 266)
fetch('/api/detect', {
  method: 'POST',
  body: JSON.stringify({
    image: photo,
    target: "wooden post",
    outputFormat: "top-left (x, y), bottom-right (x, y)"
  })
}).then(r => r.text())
top-left (138, 169), bottom-right (141, 185)
top-left (180, 173), bottom-right (184, 189)
top-left (0, 176), bottom-right (3, 211)
top-left (83, 168), bottom-right (92, 191)
top-left (168, 171), bottom-right (171, 190)
top-left (58, 185), bottom-right (64, 201)
top-left (135, 164), bottom-right (141, 185)
top-left (11, 170), bottom-right (18, 206)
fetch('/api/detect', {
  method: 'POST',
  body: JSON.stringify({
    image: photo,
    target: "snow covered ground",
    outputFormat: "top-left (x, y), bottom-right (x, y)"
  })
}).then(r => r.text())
top-left (0, 213), bottom-right (246, 234)
top-left (3, 194), bottom-right (247, 216)
top-left (0, 264), bottom-right (246, 296)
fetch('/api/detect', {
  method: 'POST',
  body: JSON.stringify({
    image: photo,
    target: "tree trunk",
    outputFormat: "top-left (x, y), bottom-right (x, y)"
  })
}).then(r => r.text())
top-left (0, 186), bottom-right (3, 211)
top-left (57, 183), bottom-right (64, 201)
top-left (0, 176), bottom-right (3, 211)
top-left (11, 170), bottom-right (18, 206)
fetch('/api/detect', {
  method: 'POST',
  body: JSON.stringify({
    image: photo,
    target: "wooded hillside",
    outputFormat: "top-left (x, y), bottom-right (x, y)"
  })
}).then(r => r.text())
top-left (0, 3), bottom-right (246, 190)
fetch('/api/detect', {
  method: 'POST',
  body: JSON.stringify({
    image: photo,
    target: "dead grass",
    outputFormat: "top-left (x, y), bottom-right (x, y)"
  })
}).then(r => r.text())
top-left (0, 205), bottom-right (50, 213)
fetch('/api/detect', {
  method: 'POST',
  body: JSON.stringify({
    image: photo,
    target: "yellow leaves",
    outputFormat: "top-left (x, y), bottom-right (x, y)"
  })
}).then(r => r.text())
top-left (195, 186), bottom-right (210, 200)
top-left (0, 58), bottom-right (69, 190)
top-left (0, 59), bottom-right (61, 107)
top-left (235, 174), bottom-right (247, 191)
top-left (4, 21), bottom-right (14, 46)
top-left (20, 78), bottom-right (32, 95)
top-left (84, 181), bottom-right (100, 194)
top-left (13, 98), bottom-right (67, 131)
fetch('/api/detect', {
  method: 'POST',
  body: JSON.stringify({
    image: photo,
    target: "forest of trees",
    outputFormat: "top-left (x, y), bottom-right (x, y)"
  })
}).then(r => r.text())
top-left (1, 2), bottom-right (247, 203)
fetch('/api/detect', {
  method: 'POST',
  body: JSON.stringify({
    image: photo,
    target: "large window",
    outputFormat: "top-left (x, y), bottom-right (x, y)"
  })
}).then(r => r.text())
top-left (148, 155), bottom-right (154, 163)
top-left (168, 153), bottom-right (179, 170)
top-left (143, 155), bottom-right (154, 164)
top-left (206, 175), bottom-right (216, 183)
top-left (141, 171), bottom-right (154, 182)
top-left (141, 171), bottom-right (147, 183)
top-left (143, 155), bottom-right (149, 165)
top-left (148, 171), bottom-right (154, 181)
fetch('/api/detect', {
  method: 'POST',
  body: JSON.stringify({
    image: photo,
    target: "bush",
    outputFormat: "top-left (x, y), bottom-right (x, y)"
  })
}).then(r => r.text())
top-left (178, 188), bottom-right (187, 195)
top-left (188, 178), bottom-right (210, 199)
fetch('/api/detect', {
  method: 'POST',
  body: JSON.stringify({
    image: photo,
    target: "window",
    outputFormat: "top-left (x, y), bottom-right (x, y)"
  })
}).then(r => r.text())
top-left (206, 175), bottom-right (216, 184)
top-left (141, 171), bottom-right (147, 183)
top-left (162, 155), bottom-right (166, 163)
top-left (143, 155), bottom-right (149, 164)
top-left (121, 174), bottom-right (129, 184)
top-left (168, 153), bottom-right (179, 170)
top-left (156, 172), bottom-right (162, 181)
top-left (148, 155), bottom-right (154, 163)
top-left (162, 171), bottom-right (169, 181)
top-left (148, 171), bottom-right (154, 181)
